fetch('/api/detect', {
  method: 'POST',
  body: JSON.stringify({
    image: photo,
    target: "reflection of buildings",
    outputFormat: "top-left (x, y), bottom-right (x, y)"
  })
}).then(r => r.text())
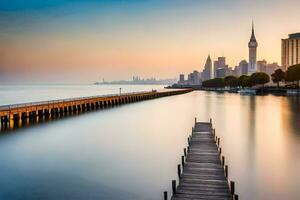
top-left (281, 33), bottom-right (300, 70)
top-left (248, 23), bottom-right (258, 75)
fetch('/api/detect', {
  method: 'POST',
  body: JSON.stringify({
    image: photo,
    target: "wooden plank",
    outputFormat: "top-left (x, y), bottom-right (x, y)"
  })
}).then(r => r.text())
top-left (171, 122), bottom-right (231, 200)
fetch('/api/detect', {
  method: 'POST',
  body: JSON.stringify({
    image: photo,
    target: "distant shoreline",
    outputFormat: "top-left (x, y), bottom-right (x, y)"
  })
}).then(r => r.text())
top-left (94, 82), bottom-right (170, 85)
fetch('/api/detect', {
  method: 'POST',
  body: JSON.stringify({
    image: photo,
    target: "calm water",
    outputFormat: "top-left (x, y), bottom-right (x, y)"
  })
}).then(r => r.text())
top-left (0, 84), bottom-right (166, 106)
top-left (0, 85), bottom-right (300, 200)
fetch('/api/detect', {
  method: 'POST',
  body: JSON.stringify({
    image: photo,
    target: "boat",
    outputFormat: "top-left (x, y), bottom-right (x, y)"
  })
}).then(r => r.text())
top-left (239, 88), bottom-right (256, 95)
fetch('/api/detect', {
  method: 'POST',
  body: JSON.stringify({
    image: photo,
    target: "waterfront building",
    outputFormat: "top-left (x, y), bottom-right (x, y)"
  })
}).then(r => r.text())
top-left (188, 70), bottom-right (201, 85)
top-left (236, 60), bottom-right (248, 76)
top-left (257, 60), bottom-right (267, 73)
top-left (233, 66), bottom-right (240, 76)
top-left (248, 23), bottom-right (258, 75)
top-left (179, 74), bottom-right (185, 83)
top-left (216, 68), bottom-right (227, 78)
top-left (201, 55), bottom-right (212, 81)
top-left (266, 62), bottom-right (281, 75)
top-left (257, 60), bottom-right (281, 75)
top-left (213, 57), bottom-right (226, 78)
top-left (281, 33), bottom-right (300, 70)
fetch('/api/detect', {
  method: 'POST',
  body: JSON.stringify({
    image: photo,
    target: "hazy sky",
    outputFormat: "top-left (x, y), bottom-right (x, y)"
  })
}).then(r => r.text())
top-left (0, 0), bottom-right (299, 84)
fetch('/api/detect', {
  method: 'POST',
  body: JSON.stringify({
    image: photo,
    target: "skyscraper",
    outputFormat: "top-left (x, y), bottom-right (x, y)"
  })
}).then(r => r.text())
top-left (248, 22), bottom-right (258, 75)
top-left (201, 55), bottom-right (212, 81)
top-left (281, 33), bottom-right (300, 70)
top-left (213, 57), bottom-right (226, 78)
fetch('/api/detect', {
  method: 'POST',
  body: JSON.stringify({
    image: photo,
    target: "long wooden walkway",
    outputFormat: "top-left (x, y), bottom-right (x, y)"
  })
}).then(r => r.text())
top-left (166, 119), bottom-right (238, 200)
top-left (0, 89), bottom-right (192, 130)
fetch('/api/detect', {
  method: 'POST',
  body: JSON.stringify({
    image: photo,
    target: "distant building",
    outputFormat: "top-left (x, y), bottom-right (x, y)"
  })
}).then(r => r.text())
top-left (266, 62), bottom-right (280, 75)
top-left (216, 68), bottom-right (227, 78)
top-left (214, 57), bottom-right (226, 78)
top-left (201, 55), bottom-right (212, 81)
top-left (281, 33), bottom-right (300, 70)
top-left (248, 23), bottom-right (258, 75)
top-left (238, 60), bottom-right (248, 75)
top-left (188, 70), bottom-right (201, 85)
top-left (257, 60), bottom-right (281, 75)
top-left (179, 74), bottom-right (185, 83)
top-left (257, 60), bottom-right (267, 73)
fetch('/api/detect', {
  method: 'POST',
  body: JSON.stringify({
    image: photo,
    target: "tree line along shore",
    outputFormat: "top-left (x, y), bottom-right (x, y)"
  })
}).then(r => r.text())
top-left (201, 64), bottom-right (300, 89)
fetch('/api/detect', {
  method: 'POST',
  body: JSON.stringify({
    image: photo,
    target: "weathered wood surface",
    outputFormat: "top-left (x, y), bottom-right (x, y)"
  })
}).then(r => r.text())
top-left (171, 122), bottom-right (231, 200)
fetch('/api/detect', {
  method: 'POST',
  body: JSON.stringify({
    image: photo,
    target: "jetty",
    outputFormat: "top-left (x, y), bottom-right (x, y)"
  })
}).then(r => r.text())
top-left (164, 118), bottom-right (238, 200)
top-left (0, 89), bottom-right (192, 130)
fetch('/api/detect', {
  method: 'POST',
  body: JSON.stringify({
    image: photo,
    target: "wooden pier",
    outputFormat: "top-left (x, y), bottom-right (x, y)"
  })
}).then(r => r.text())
top-left (164, 118), bottom-right (238, 200)
top-left (0, 89), bottom-right (192, 130)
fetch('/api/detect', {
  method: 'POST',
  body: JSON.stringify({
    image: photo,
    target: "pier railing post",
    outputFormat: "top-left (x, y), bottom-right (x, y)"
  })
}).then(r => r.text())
top-left (225, 165), bottom-right (228, 178)
top-left (222, 156), bottom-right (225, 166)
top-left (219, 148), bottom-right (222, 155)
top-left (163, 191), bottom-right (168, 200)
top-left (184, 148), bottom-right (187, 157)
top-left (177, 164), bottom-right (181, 179)
top-left (230, 181), bottom-right (235, 195)
top-left (172, 180), bottom-right (177, 195)
top-left (181, 156), bottom-right (185, 167)
top-left (234, 194), bottom-right (238, 200)
top-left (194, 117), bottom-right (197, 124)
top-left (210, 118), bottom-right (212, 124)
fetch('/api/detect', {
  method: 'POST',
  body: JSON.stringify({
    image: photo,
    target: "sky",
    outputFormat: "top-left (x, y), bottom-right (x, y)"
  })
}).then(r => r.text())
top-left (0, 0), bottom-right (300, 84)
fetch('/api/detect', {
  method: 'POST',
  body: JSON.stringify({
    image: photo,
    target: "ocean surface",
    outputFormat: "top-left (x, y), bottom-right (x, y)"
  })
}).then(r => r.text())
top-left (0, 84), bottom-right (300, 200)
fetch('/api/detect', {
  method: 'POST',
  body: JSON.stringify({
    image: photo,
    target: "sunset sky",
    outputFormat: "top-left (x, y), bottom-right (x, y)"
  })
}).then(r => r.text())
top-left (0, 0), bottom-right (300, 84)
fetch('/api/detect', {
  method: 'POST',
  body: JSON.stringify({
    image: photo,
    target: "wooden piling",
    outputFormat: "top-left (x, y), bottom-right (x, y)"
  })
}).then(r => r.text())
top-left (172, 180), bottom-right (176, 195)
top-left (230, 181), bottom-right (235, 195)
top-left (177, 165), bottom-right (181, 179)
top-left (225, 165), bottom-right (228, 178)
top-left (164, 191), bottom-right (168, 200)
top-left (222, 156), bottom-right (225, 166)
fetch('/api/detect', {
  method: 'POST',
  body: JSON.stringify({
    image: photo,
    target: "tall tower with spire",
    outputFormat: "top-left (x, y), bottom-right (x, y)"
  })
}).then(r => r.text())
top-left (248, 22), bottom-right (258, 75)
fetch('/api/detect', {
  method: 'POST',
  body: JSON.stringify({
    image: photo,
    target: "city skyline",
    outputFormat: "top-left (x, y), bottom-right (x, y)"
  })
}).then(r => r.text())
top-left (1, 0), bottom-right (300, 84)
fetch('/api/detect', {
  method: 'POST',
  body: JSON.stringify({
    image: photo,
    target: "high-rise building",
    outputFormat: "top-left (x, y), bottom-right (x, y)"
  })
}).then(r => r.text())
top-left (179, 74), bottom-right (185, 83)
top-left (238, 60), bottom-right (248, 75)
top-left (248, 23), bottom-right (258, 75)
top-left (281, 33), bottom-right (300, 70)
top-left (257, 60), bottom-right (280, 75)
top-left (257, 60), bottom-right (267, 73)
top-left (266, 63), bottom-right (280, 75)
top-left (201, 55), bottom-right (212, 81)
top-left (214, 57), bottom-right (226, 78)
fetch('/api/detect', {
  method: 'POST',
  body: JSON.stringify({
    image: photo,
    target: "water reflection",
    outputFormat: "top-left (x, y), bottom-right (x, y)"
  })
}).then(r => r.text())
top-left (0, 91), bottom-right (300, 200)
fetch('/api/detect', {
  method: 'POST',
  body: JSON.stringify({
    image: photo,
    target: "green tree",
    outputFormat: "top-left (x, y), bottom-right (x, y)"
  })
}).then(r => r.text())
top-left (224, 75), bottom-right (239, 88)
top-left (286, 64), bottom-right (300, 87)
top-left (271, 69), bottom-right (285, 87)
top-left (250, 72), bottom-right (270, 87)
top-left (238, 75), bottom-right (251, 88)
top-left (202, 78), bottom-right (225, 88)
